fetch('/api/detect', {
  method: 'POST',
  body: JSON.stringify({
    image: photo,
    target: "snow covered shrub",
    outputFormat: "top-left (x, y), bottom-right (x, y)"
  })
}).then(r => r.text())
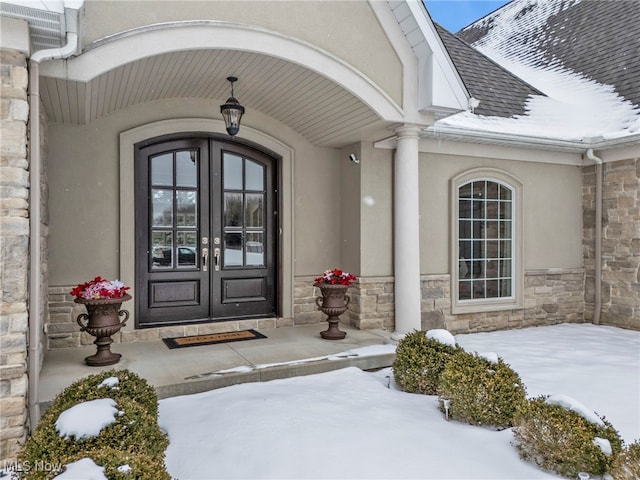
top-left (608, 439), bottom-right (640, 480)
top-left (512, 396), bottom-right (622, 479)
top-left (18, 370), bottom-right (168, 479)
top-left (437, 349), bottom-right (527, 429)
top-left (393, 330), bottom-right (461, 395)
top-left (45, 369), bottom-right (159, 419)
top-left (51, 447), bottom-right (171, 480)
top-left (19, 397), bottom-right (168, 479)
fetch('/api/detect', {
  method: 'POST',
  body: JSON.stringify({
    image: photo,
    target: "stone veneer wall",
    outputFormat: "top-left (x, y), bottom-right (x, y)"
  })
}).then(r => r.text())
top-left (294, 271), bottom-right (584, 334)
top-left (48, 270), bottom-right (586, 348)
top-left (47, 285), bottom-right (287, 347)
top-left (441, 269), bottom-right (585, 333)
top-left (0, 50), bottom-right (30, 461)
top-left (583, 159), bottom-right (640, 330)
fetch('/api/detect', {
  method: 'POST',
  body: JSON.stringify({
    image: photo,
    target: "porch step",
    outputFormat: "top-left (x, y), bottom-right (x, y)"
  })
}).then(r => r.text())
top-left (39, 324), bottom-right (397, 409)
top-left (155, 351), bottom-right (396, 399)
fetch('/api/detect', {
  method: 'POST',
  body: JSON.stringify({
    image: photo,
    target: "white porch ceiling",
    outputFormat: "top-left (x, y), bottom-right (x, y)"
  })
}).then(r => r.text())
top-left (40, 49), bottom-right (388, 147)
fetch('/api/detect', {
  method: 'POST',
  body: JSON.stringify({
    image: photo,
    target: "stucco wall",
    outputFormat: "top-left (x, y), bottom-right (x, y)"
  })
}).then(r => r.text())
top-left (47, 97), bottom-right (342, 288)
top-left (419, 152), bottom-right (584, 274)
top-left (337, 142), bottom-right (393, 278)
top-left (80, 0), bottom-right (402, 107)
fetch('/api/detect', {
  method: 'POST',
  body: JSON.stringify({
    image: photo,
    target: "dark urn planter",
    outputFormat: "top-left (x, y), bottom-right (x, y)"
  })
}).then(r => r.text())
top-left (314, 283), bottom-right (351, 340)
top-left (75, 294), bottom-right (131, 366)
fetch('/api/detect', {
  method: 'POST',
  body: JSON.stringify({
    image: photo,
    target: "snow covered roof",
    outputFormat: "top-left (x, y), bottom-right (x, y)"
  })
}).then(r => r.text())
top-left (434, 23), bottom-right (542, 118)
top-left (430, 0), bottom-right (640, 145)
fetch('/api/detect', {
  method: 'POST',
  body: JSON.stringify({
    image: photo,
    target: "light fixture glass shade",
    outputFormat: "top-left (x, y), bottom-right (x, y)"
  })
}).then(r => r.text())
top-left (220, 96), bottom-right (245, 136)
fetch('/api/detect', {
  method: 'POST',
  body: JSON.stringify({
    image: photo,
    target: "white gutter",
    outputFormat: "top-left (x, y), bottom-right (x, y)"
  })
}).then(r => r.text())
top-left (586, 148), bottom-right (603, 325)
top-left (423, 124), bottom-right (588, 153)
top-left (28, 10), bottom-right (79, 432)
top-left (30, 32), bottom-right (78, 63)
top-left (422, 125), bottom-right (640, 154)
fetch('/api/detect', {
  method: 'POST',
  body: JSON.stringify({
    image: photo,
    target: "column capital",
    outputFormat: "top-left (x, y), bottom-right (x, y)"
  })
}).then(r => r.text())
top-left (394, 124), bottom-right (422, 139)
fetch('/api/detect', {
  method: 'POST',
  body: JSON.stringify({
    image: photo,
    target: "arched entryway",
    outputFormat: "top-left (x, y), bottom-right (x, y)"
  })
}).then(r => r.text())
top-left (133, 134), bottom-right (279, 327)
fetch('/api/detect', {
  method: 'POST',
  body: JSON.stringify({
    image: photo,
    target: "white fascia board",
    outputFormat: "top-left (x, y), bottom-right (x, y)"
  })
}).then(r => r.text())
top-left (404, 0), bottom-right (469, 112)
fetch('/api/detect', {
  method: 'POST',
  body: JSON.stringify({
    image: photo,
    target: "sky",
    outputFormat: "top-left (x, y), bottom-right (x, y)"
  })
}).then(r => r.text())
top-left (29, 323), bottom-right (639, 480)
top-left (424, 0), bottom-right (511, 32)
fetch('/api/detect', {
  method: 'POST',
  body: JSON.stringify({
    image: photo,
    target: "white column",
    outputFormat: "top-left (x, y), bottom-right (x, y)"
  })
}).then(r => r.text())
top-left (392, 126), bottom-right (422, 340)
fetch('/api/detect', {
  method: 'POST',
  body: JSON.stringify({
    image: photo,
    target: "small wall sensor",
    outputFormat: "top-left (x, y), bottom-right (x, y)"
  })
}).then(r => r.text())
top-left (348, 154), bottom-right (359, 164)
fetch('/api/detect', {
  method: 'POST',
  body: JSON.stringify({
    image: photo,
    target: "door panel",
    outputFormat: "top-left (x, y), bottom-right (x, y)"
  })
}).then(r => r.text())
top-left (210, 143), bottom-right (276, 320)
top-left (135, 136), bottom-right (277, 327)
top-left (135, 138), bottom-right (210, 327)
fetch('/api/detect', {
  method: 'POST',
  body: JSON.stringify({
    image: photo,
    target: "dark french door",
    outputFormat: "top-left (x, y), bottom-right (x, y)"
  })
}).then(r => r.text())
top-left (134, 136), bottom-right (277, 327)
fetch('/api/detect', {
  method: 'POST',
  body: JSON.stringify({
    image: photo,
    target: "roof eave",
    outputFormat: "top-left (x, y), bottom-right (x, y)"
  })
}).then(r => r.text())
top-left (421, 125), bottom-right (640, 154)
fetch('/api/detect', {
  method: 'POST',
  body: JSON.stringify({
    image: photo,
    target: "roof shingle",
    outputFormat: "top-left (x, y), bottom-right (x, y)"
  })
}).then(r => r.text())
top-left (457, 0), bottom-right (640, 110)
top-left (434, 23), bottom-right (542, 118)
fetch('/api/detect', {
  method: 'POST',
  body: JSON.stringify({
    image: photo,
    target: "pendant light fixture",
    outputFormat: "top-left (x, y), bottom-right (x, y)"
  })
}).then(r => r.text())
top-left (220, 76), bottom-right (245, 136)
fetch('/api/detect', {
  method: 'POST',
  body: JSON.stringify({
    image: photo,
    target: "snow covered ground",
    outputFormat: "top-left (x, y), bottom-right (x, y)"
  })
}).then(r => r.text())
top-left (14, 323), bottom-right (636, 479)
top-left (158, 323), bottom-right (639, 479)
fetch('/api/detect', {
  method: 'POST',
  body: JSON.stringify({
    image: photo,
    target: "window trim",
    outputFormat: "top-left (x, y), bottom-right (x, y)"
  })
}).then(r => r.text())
top-left (450, 168), bottom-right (524, 314)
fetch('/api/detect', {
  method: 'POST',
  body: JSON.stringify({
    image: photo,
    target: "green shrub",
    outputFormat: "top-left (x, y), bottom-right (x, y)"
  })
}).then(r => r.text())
top-left (437, 349), bottom-right (527, 429)
top-left (52, 447), bottom-right (171, 480)
top-left (393, 330), bottom-right (460, 395)
top-left (20, 397), bottom-right (168, 479)
top-left (608, 439), bottom-right (640, 480)
top-left (45, 369), bottom-right (159, 419)
top-left (513, 396), bottom-right (623, 478)
top-left (18, 369), bottom-right (169, 480)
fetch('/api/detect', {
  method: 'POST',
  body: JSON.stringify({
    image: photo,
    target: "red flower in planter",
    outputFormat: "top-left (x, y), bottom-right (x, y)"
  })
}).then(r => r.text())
top-left (70, 276), bottom-right (130, 300)
top-left (314, 269), bottom-right (357, 286)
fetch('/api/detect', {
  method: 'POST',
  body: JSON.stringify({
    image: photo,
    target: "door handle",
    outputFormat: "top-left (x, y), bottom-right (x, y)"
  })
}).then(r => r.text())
top-left (214, 247), bottom-right (221, 271)
top-left (202, 247), bottom-right (209, 272)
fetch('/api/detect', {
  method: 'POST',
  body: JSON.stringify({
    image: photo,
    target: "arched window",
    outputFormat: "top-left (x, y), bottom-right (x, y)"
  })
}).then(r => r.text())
top-left (451, 169), bottom-right (523, 313)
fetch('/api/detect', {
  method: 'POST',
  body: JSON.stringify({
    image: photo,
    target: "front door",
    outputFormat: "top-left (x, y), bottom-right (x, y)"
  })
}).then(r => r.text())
top-left (135, 136), bottom-right (277, 327)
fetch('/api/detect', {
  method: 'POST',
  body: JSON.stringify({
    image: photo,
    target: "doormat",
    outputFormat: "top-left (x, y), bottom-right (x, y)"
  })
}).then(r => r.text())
top-left (162, 329), bottom-right (267, 349)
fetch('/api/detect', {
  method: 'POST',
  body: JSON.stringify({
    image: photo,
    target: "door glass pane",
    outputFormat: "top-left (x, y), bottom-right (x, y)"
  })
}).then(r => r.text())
top-left (176, 150), bottom-right (197, 187)
top-left (176, 232), bottom-right (198, 268)
top-left (224, 153), bottom-right (243, 190)
top-left (152, 189), bottom-right (173, 226)
top-left (224, 192), bottom-right (243, 227)
top-left (224, 232), bottom-right (243, 266)
top-left (151, 153), bottom-right (173, 186)
top-left (246, 232), bottom-right (264, 266)
top-left (151, 231), bottom-right (173, 269)
top-left (245, 194), bottom-right (264, 228)
top-left (177, 190), bottom-right (197, 227)
top-left (245, 159), bottom-right (264, 191)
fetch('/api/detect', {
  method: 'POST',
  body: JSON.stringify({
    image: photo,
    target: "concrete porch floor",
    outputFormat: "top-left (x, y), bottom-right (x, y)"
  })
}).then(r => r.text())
top-left (39, 323), bottom-right (397, 407)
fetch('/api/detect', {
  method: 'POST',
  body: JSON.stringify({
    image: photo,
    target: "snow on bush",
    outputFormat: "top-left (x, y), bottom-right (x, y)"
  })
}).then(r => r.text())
top-left (55, 398), bottom-right (119, 440)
